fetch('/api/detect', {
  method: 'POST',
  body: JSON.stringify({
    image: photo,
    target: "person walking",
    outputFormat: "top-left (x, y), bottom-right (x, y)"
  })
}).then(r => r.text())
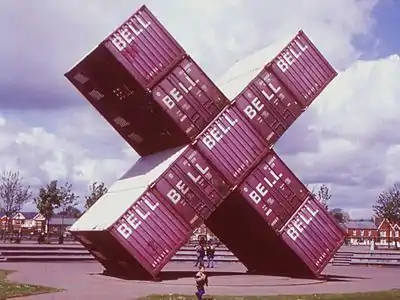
top-left (195, 266), bottom-right (208, 300)
top-left (194, 244), bottom-right (205, 267)
top-left (206, 243), bottom-right (216, 268)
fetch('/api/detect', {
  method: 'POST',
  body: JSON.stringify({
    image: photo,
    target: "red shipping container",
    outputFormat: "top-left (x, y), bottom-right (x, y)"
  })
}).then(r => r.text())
top-left (65, 53), bottom-right (228, 156)
top-left (70, 146), bottom-right (230, 279)
top-left (234, 30), bottom-right (337, 142)
top-left (206, 151), bottom-right (345, 278)
top-left (104, 5), bottom-right (185, 89)
top-left (195, 105), bottom-right (268, 185)
top-left (280, 197), bottom-right (346, 275)
top-left (65, 6), bottom-right (229, 157)
top-left (238, 150), bottom-right (309, 232)
top-left (151, 57), bottom-right (228, 141)
top-left (267, 30), bottom-right (337, 108)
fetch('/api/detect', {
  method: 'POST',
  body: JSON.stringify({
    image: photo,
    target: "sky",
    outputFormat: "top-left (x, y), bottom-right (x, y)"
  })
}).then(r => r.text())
top-left (0, 0), bottom-right (400, 219)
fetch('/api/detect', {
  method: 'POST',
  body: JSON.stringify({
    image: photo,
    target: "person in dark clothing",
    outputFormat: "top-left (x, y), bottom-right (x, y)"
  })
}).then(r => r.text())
top-left (206, 243), bottom-right (216, 268)
top-left (194, 244), bottom-right (205, 267)
top-left (195, 266), bottom-right (208, 300)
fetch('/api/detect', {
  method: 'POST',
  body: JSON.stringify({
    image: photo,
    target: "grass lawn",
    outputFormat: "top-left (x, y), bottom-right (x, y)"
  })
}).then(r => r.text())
top-left (140, 290), bottom-right (400, 300)
top-left (0, 269), bottom-right (60, 299)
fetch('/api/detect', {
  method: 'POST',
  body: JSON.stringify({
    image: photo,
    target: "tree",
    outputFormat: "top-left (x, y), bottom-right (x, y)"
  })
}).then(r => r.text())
top-left (373, 183), bottom-right (400, 222)
top-left (315, 184), bottom-right (332, 209)
top-left (34, 180), bottom-right (78, 239)
top-left (57, 182), bottom-right (79, 232)
top-left (373, 184), bottom-right (400, 248)
top-left (84, 181), bottom-right (108, 210)
top-left (329, 208), bottom-right (350, 224)
top-left (57, 206), bottom-right (82, 218)
top-left (0, 170), bottom-right (31, 238)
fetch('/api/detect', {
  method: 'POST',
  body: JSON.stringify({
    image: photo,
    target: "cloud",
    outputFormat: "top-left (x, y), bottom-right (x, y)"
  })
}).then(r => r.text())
top-left (277, 54), bottom-right (400, 219)
top-left (0, 0), bottom-right (379, 109)
top-left (0, 0), bottom-right (395, 219)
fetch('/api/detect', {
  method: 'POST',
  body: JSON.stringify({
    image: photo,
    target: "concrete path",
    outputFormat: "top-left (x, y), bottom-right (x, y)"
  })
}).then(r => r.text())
top-left (3, 261), bottom-right (400, 300)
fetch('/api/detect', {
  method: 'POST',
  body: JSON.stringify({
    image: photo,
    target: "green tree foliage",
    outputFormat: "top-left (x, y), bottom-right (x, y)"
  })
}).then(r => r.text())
top-left (316, 184), bottom-right (331, 209)
top-left (0, 170), bottom-right (31, 234)
top-left (329, 207), bottom-right (350, 224)
top-left (306, 184), bottom-right (332, 209)
top-left (84, 181), bottom-right (108, 210)
top-left (34, 180), bottom-right (78, 238)
top-left (57, 205), bottom-right (82, 218)
top-left (373, 183), bottom-right (400, 222)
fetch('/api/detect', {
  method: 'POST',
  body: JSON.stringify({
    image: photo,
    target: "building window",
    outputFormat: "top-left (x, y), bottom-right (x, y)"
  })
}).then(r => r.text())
top-left (396, 231), bottom-right (399, 238)
top-left (360, 230), bottom-right (364, 236)
top-left (352, 230), bottom-right (357, 236)
top-left (368, 231), bottom-right (372, 237)
top-left (380, 231), bottom-right (387, 237)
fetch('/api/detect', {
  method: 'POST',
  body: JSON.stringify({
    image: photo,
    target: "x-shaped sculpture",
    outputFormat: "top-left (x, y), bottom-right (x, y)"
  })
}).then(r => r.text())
top-left (66, 5), bottom-right (345, 280)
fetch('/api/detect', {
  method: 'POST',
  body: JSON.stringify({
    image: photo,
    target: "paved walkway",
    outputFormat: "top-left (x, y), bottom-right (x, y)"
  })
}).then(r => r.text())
top-left (3, 261), bottom-right (400, 299)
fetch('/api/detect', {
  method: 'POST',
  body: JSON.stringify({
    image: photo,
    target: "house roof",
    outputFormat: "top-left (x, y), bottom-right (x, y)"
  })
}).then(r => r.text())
top-left (49, 217), bottom-right (77, 226)
top-left (345, 221), bottom-right (377, 230)
top-left (18, 212), bottom-right (38, 219)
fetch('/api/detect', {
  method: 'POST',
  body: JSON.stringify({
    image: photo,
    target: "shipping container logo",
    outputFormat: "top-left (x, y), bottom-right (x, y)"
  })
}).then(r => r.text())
top-left (110, 13), bottom-right (152, 52)
top-left (117, 198), bottom-right (159, 239)
top-left (285, 199), bottom-right (319, 242)
top-left (275, 37), bottom-right (308, 73)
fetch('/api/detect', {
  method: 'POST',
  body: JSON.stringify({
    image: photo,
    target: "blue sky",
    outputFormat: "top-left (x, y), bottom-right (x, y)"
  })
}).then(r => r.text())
top-left (0, 0), bottom-right (400, 218)
top-left (369, 0), bottom-right (400, 58)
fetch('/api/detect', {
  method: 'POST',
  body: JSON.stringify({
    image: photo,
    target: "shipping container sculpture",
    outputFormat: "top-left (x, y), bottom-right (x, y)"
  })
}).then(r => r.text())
top-left (67, 4), bottom-right (345, 280)
top-left (65, 6), bottom-right (228, 156)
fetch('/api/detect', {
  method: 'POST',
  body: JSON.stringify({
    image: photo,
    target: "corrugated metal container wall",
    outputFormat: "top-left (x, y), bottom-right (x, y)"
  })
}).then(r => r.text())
top-left (267, 30), bottom-right (337, 108)
top-left (104, 5), bottom-right (185, 89)
top-left (205, 186), bottom-right (314, 277)
top-left (238, 150), bottom-right (309, 232)
top-left (110, 191), bottom-right (193, 277)
top-left (152, 146), bottom-right (231, 228)
top-left (280, 197), bottom-right (346, 275)
top-left (65, 6), bottom-right (229, 157)
top-left (206, 151), bottom-right (345, 278)
top-left (234, 68), bottom-right (303, 140)
top-left (69, 148), bottom-right (194, 279)
top-left (195, 105), bottom-right (268, 185)
top-left (151, 57), bottom-right (229, 141)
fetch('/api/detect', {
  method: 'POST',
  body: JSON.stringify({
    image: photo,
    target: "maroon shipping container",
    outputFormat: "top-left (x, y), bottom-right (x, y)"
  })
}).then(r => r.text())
top-left (104, 5), bottom-right (185, 89)
top-left (151, 57), bottom-right (228, 141)
top-left (280, 197), bottom-right (346, 275)
top-left (195, 105), bottom-right (268, 185)
top-left (238, 150), bottom-right (309, 232)
top-left (65, 52), bottom-right (228, 157)
top-left (65, 6), bottom-right (229, 156)
top-left (206, 151), bottom-right (345, 278)
top-left (70, 146), bottom-right (230, 279)
top-left (267, 30), bottom-right (337, 108)
top-left (234, 30), bottom-right (337, 141)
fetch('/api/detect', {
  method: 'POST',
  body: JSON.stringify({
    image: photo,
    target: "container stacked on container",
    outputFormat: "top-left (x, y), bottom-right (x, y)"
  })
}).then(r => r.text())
top-left (65, 5), bottom-right (229, 157)
top-left (67, 4), bottom-right (345, 280)
top-left (205, 31), bottom-right (344, 277)
top-left (206, 150), bottom-right (345, 277)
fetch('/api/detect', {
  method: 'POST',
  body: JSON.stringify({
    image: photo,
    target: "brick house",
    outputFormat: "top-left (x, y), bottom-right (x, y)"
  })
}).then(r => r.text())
top-left (12, 212), bottom-right (45, 234)
top-left (345, 220), bottom-right (378, 245)
top-left (345, 218), bottom-right (400, 246)
top-left (376, 218), bottom-right (399, 246)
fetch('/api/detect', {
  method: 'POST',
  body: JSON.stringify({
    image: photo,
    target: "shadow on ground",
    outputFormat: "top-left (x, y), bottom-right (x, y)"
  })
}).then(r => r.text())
top-left (95, 270), bottom-right (246, 281)
top-left (318, 274), bottom-right (370, 282)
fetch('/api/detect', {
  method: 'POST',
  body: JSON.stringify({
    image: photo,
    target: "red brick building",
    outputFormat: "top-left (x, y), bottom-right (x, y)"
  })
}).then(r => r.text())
top-left (345, 218), bottom-right (400, 246)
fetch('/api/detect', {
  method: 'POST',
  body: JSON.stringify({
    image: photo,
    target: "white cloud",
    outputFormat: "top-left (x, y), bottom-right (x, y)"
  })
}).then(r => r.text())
top-left (277, 54), bottom-right (400, 219)
top-left (0, 0), bottom-right (393, 218)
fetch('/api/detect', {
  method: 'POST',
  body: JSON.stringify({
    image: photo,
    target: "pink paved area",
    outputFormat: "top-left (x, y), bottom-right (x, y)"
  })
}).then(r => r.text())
top-left (3, 261), bottom-right (400, 300)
